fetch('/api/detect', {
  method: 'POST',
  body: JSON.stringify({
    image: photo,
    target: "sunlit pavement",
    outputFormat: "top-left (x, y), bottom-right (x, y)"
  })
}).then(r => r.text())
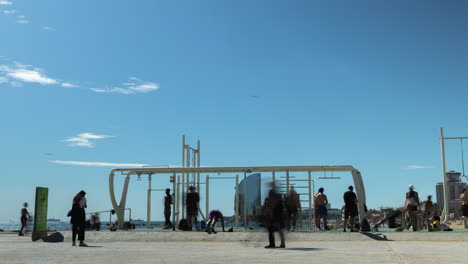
top-left (1, 232), bottom-right (467, 264)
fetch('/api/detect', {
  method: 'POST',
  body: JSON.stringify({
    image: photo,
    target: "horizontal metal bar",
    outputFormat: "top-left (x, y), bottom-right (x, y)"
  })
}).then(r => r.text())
top-left (300, 200), bottom-right (310, 202)
top-left (274, 179), bottom-right (310, 182)
top-left (443, 137), bottom-right (468, 140)
top-left (208, 177), bottom-right (237, 179)
top-left (279, 176), bottom-right (296, 178)
top-left (111, 165), bottom-right (356, 175)
top-left (317, 177), bottom-right (341, 179)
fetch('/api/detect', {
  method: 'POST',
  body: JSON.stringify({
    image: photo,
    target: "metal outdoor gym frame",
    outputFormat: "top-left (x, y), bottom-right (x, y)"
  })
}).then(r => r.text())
top-left (108, 165), bottom-right (367, 230)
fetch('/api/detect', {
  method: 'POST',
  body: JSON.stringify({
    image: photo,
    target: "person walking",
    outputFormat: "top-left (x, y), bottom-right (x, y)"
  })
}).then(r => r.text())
top-left (460, 188), bottom-right (468, 229)
top-left (422, 195), bottom-right (434, 231)
top-left (405, 185), bottom-right (420, 232)
top-left (263, 182), bottom-right (286, 248)
top-left (18, 202), bottom-right (30, 236)
top-left (71, 190), bottom-right (88, 247)
top-left (164, 188), bottom-right (173, 229)
top-left (285, 186), bottom-right (301, 231)
top-left (186, 186), bottom-right (200, 231)
top-left (343, 186), bottom-right (358, 232)
top-left (314, 188), bottom-right (329, 230)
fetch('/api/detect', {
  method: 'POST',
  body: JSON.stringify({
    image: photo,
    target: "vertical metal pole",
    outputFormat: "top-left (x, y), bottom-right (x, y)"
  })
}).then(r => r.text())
top-left (172, 173), bottom-right (176, 231)
top-left (177, 175), bottom-right (181, 223)
top-left (272, 171), bottom-right (275, 183)
top-left (147, 175), bottom-right (152, 229)
top-left (308, 171), bottom-right (312, 230)
top-left (207, 174), bottom-right (210, 220)
top-left (440, 127), bottom-right (449, 222)
top-left (244, 171), bottom-right (247, 230)
top-left (182, 135), bottom-right (186, 220)
top-left (182, 171), bottom-right (186, 219)
top-left (235, 174), bottom-right (239, 229)
top-left (197, 140), bottom-right (201, 198)
top-left (286, 170), bottom-right (290, 192)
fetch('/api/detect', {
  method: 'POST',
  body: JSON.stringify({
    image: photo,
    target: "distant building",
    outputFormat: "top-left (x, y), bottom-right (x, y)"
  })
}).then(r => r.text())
top-left (235, 173), bottom-right (262, 220)
top-left (435, 171), bottom-right (467, 217)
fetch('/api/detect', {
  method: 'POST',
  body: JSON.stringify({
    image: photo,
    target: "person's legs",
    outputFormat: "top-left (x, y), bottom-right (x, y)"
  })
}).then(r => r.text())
top-left (19, 217), bottom-right (26, 236)
top-left (279, 228), bottom-right (285, 248)
top-left (267, 226), bottom-right (275, 248)
top-left (323, 216), bottom-right (329, 230)
top-left (78, 222), bottom-right (86, 245)
top-left (424, 211), bottom-right (432, 231)
top-left (72, 223), bottom-right (78, 245)
top-left (409, 210), bottom-right (418, 231)
top-left (464, 216), bottom-right (468, 229)
top-left (292, 210), bottom-right (297, 231)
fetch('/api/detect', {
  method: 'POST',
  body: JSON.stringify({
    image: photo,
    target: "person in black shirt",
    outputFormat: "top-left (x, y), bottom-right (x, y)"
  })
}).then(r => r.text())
top-left (343, 186), bottom-right (358, 232)
top-left (164, 188), bottom-right (173, 229)
top-left (263, 182), bottom-right (286, 248)
top-left (405, 184), bottom-right (420, 231)
top-left (186, 186), bottom-right (200, 231)
top-left (19, 202), bottom-right (30, 236)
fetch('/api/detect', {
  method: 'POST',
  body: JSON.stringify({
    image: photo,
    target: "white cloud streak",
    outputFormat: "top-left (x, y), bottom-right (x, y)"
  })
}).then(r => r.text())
top-left (406, 165), bottom-right (435, 169)
top-left (64, 133), bottom-right (112, 148)
top-left (50, 160), bottom-right (152, 167)
top-left (61, 82), bottom-right (79, 88)
top-left (16, 19), bottom-right (29, 24)
top-left (2, 10), bottom-right (16, 15)
top-left (6, 68), bottom-right (57, 84)
top-left (0, 1), bottom-right (12, 5)
top-left (91, 77), bottom-right (160, 94)
top-left (42, 26), bottom-right (55, 31)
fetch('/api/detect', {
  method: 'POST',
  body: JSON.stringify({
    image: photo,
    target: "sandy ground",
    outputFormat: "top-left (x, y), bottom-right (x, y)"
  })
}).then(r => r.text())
top-left (1, 232), bottom-right (467, 264)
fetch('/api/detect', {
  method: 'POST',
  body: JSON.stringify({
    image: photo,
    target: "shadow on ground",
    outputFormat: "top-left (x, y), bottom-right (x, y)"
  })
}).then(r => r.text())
top-left (360, 232), bottom-right (391, 241)
top-left (283, 247), bottom-right (323, 251)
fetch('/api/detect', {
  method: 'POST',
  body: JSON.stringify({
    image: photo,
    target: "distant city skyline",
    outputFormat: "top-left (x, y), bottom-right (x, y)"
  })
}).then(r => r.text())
top-left (1, 0), bottom-right (468, 222)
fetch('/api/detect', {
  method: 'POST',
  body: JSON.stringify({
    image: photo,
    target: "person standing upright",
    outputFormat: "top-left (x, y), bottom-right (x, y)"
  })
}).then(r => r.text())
top-left (285, 186), bottom-right (301, 231)
top-left (405, 185), bottom-right (420, 232)
top-left (164, 188), bottom-right (173, 229)
top-left (71, 190), bottom-right (88, 247)
top-left (460, 188), bottom-right (468, 229)
top-left (186, 186), bottom-right (200, 231)
top-left (422, 195), bottom-right (434, 231)
top-left (343, 186), bottom-right (358, 232)
top-left (263, 182), bottom-right (286, 248)
top-left (314, 188), bottom-right (329, 230)
top-left (18, 202), bottom-right (30, 236)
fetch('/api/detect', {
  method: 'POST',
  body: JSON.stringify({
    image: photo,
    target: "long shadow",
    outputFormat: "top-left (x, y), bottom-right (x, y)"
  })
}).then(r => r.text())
top-left (360, 232), bottom-right (392, 241)
top-left (79, 245), bottom-right (103, 248)
top-left (283, 248), bottom-right (323, 251)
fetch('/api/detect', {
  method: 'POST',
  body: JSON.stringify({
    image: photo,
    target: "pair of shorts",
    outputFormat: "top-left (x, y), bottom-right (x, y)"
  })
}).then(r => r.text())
top-left (345, 206), bottom-right (358, 218)
top-left (315, 205), bottom-right (327, 216)
top-left (462, 205), bottom-right (468, 217)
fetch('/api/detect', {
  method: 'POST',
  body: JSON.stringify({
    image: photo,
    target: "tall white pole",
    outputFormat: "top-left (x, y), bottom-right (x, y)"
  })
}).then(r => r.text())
top-left (182, 135), bottom-right (186, 220)
top-left (172, 173), bottom-right (176, 231)
top-left (177, 175), bottom-right (181, 223)
top-left (197, 140), bottom-right (201, 198)
top-left (206, 175), bottom-right (209, 220)
top-left (244, 171), bottom-right (247, 230)
top-left (147, 175), bottom-right (152, 229)
top-left (308, 171), bottom-right (312, 230)
top-left (440, 127), bottom-right (449, 222)
top-left (235, 174), bottom-right (239, 229)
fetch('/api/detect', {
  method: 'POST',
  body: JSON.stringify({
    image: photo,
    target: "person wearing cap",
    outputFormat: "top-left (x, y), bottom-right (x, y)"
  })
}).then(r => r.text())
top-left (71, 190), bottom-right (88, 246)
top-left (405, 185), bottom-right (420, 231)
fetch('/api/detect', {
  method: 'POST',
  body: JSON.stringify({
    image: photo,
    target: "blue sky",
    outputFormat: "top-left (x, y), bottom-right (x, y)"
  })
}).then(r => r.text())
top-left (1, 0), bottom-right (468, 222)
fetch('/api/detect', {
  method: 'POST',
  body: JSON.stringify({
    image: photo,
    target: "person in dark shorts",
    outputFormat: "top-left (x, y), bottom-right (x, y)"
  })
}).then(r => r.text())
top-left (19, 202), bottom-right (30, 236)
top-left (460, 188), bottom-right (468, 229)
top-left (314, 188), bottom-right (329, 230)
top-left (405, 184), bottom-right (420, 231)
top-left (263, 182), bottom-right (286, 248)
top-left (205, 210), bottom-right (225, 234)
top-left (71, 190), bottom-right (88, 247)
top-left (423, 195), bottom-right (434, 231)
top-left (343, 186), bottom-right (358, 232)
top-left (186, 186), bottom-right (200, 231)
top-left (164, 188), bottom-right (173, 229)
top-left (285, 186), bottom-right (301, 231)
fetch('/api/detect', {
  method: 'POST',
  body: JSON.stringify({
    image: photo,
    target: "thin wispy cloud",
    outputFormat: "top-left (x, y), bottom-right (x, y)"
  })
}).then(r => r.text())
top-left (406, 165), bottom-right (435, 169)
top-left (91, 77), bottom-right (160, 94)
top-left (42, 26), bottom-right (55, 31)
top-left (64, 133), bottom-right (112, 148)
top-left (0, 1), bottom-right (13, 5)
top-left (0, 61), bottom-right (74, 87)
top-left (2, 10), bottom-right (16, 15)
top-left (61, 82), bottom-right (79, 88)
top-left (50, 160), bottom-right (152, 167)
